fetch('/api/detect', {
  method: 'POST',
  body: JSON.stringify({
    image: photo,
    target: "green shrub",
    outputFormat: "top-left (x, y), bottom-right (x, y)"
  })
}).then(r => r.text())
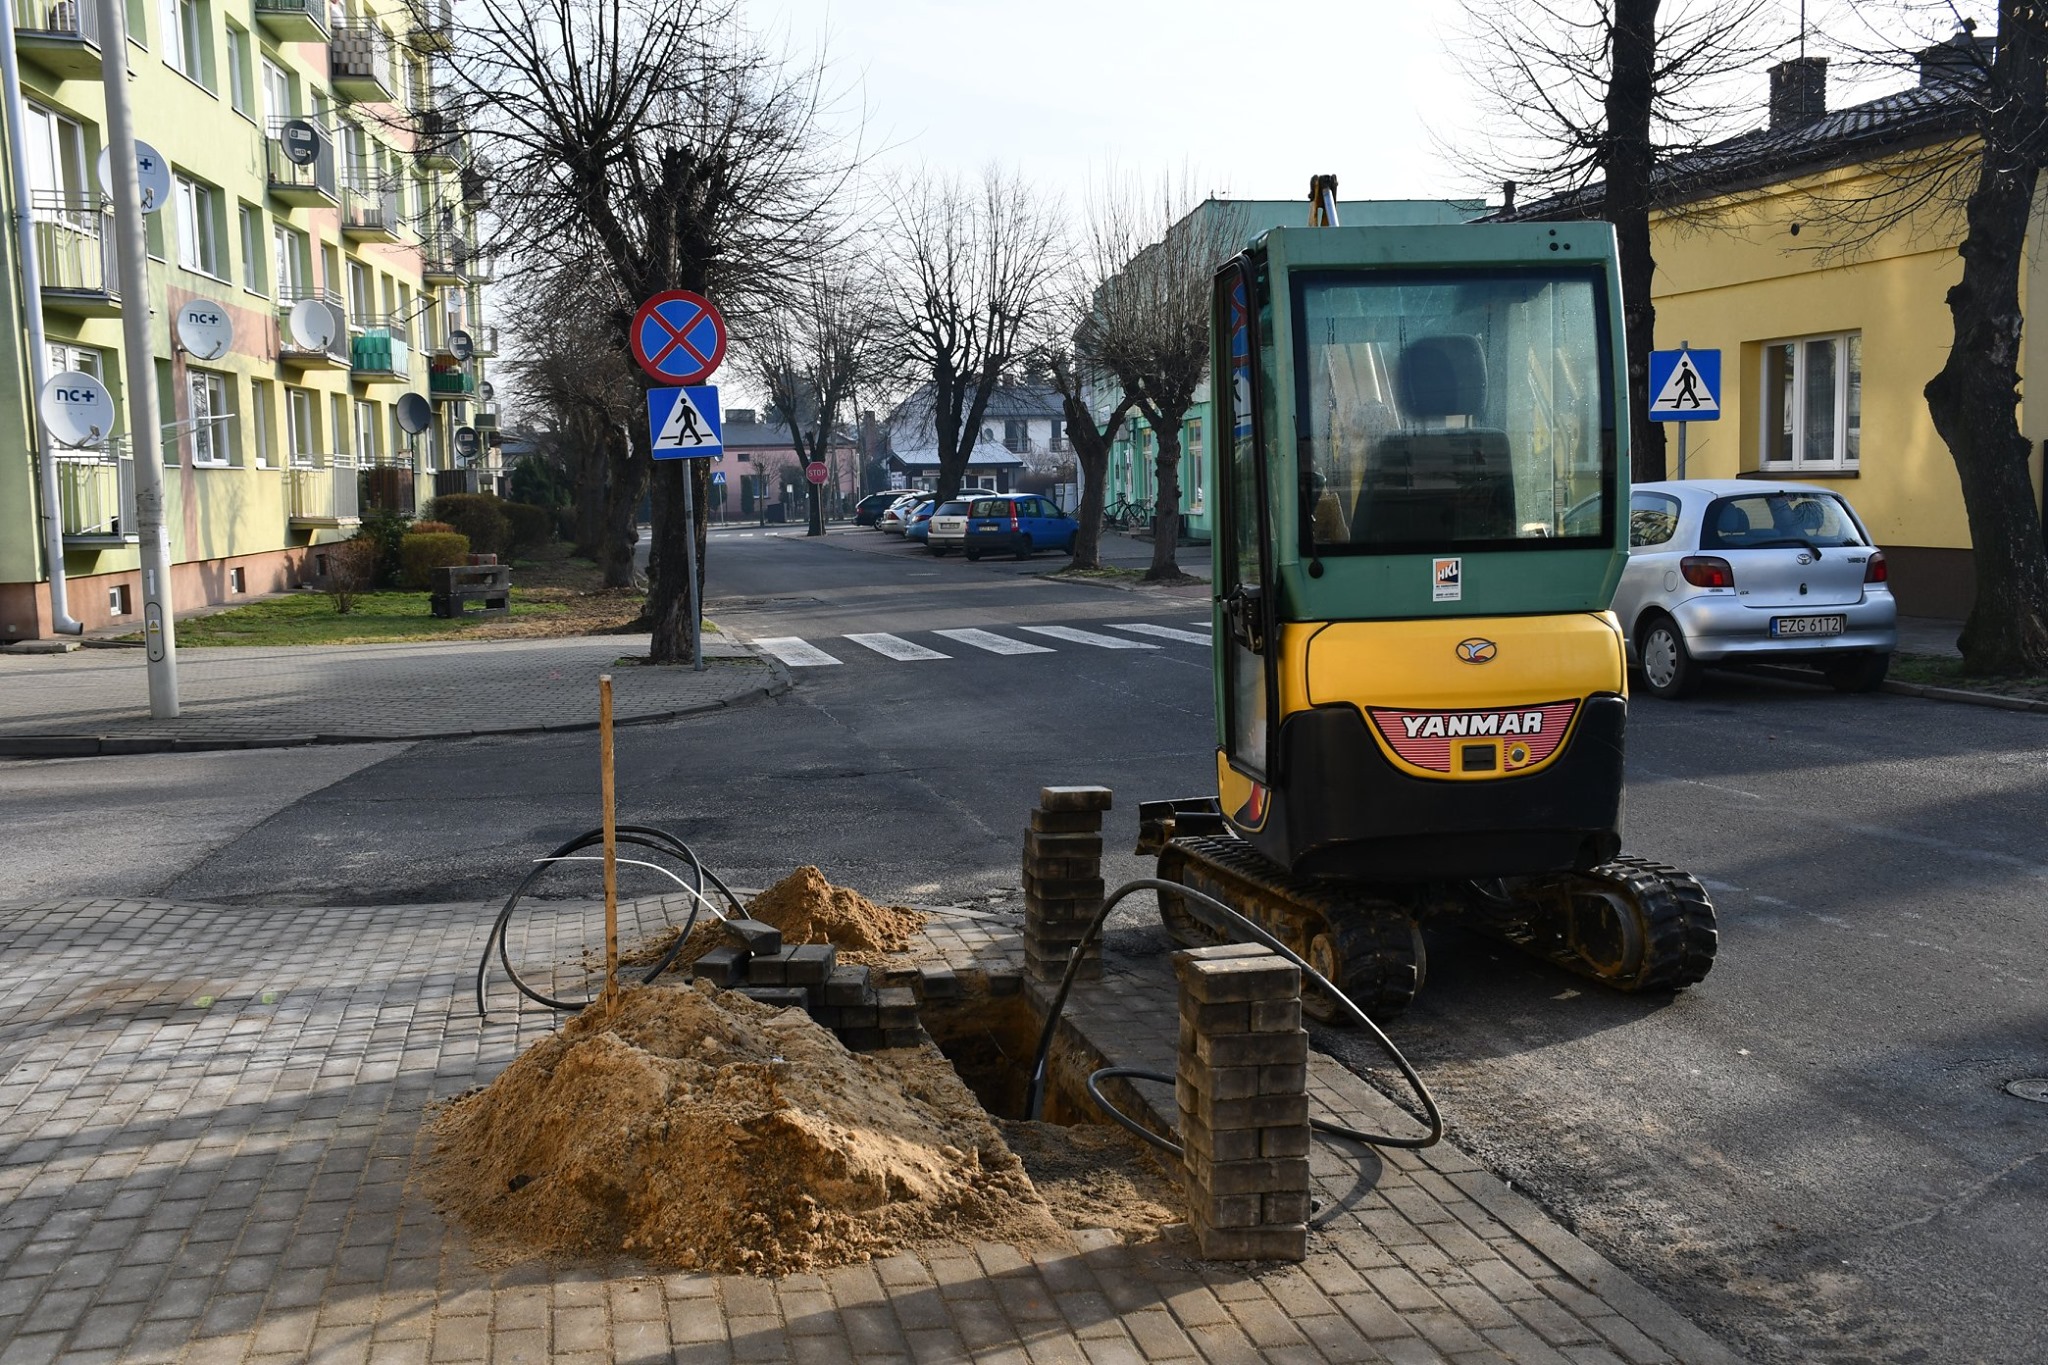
top-left (426, 493), bottom-right (509, 558)
top-left (503, 502), bottom-right (554, 558)
top-left (355, 509), bottom-right (411, 588)
top-left (324, 538), bottom-right (379, 614)
top-left (399, 531), bottom-right (472, 589)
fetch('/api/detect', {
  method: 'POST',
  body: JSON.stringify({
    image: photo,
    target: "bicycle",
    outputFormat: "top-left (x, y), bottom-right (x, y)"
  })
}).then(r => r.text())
top-left (1104, 496), bottom-right (1153, 531)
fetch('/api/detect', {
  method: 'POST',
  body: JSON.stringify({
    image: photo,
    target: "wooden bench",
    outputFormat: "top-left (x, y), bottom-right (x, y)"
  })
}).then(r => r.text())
top-left (430, 563), bottom-right (512, 619)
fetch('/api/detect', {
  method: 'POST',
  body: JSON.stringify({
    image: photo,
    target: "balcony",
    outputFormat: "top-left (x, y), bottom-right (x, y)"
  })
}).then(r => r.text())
top-left (464, 248), bottom-right (495, 283)
top-left (359, 454), bottom-right (416, 516)
top-left (350, 316), bottom-right (412, 381)
top-left (341, 175), bottom-right (403, 241)
top-left (416, 106), bottom-right (466, 170)
top-left (419, 235), bottom-right (467, 287)
top-left (408, 0), bottom-right (451, 52)
top-left (32, 193), bottom-right (119, 316)
top-left (460, 164), bottom-right (489, 210)
top-left (266, 117), bottom-right (337, 207)
top-left (13, 0), bottom-right (102, 78)
top-left (329, 24), bottom-right (393, 102)
top-left (57, 452), bottom-right (136, 545)
top-left (470, 324), bottom-right (498, 356)
top-left (252, 0), bottom-right (327, 42)
top-left (288, 454), bottom-right (360, 526)
top-left (428, 365), bottom-right (474, 401)
top-left (277, 289), bottom-right (349, 369)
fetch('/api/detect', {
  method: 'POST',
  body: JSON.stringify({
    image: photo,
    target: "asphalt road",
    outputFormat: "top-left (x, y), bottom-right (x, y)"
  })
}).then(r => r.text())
top-left (4, 527), bottom-right (2043, 1363)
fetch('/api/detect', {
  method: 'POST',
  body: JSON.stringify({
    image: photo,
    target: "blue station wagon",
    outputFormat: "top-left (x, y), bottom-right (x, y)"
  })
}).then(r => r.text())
top-left (961, 494), bottom-right (1078, 560)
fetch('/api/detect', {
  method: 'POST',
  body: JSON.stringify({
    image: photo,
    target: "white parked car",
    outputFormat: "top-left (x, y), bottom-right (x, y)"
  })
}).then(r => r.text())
top-left (1614, 480), bottom-right (1897, 698)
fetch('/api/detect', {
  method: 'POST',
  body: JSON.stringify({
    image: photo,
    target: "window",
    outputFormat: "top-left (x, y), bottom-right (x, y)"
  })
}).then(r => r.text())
top-left (329, 394), bottom-right (349, 456)
top-left (273, 224), bottom-right (308, 296)
top-left (1628, 491), bottom-right (1680, 547)
top-left (174, 175), bottom-right (225, 276)
top-left (239, 203), bottom-right (266, 294)
top-left (22, 104), bottom-right (87, 201)
top-left (250, 380), bottom-right (275, 468)
top-left (262, 59), bottom-right (292, 122)
top-left (48, 343), bottom-right (101, 377)
top-left (1048, 417), bottom-right (1067, 452)
top-left (189, 371), bottom-right (231, 466)
top-left (1761, 332), bottom-right (1861, 471)
top-left (225, 22), bottom-right (253, 115)
top-left (347, 259), bottom-right (372, 325)
top-left (1186, 418), bottom-right (1204, 513)
top-left (1003, 418), bottom-right (1029, 453)
top-left (286, 387), bottom-right (315, 463)
top-left (161, 0), bottom-right (213, 88)
top-left (354, 400), bottom-right (379, 461)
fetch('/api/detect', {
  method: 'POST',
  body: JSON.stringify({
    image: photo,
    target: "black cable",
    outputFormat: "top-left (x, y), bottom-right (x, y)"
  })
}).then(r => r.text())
top-left (1027, 877), bottom-right (1442, 1150)
top-left (475, 824), bottom-right (745, 1020)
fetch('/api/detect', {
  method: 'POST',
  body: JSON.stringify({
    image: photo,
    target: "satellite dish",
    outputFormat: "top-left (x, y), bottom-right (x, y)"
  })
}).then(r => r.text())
top-left (288, 298), bottom-right (338, 349)
top-left (449, 329), bottom-right (474, 361)
top-left (38, 371), bottom-right (116, 448)
top-left (174, 300), bottom-right (234, 361)
top-left (453, 426), bottom-right (479, 460)
top-left (479, 380), bottom-right (495, 403)
top-left (96, 140), bottom-right (171, 214)
top-left (279, 119), bottom-right (321, 167)
top-left (395, 392), bottom-right (432, 434)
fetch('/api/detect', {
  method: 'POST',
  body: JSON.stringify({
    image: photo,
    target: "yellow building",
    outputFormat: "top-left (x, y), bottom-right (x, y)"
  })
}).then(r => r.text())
top-left (0, 0), bottom-right (496, 640)
top-left (1515, 41), bottom-right (2044, 618)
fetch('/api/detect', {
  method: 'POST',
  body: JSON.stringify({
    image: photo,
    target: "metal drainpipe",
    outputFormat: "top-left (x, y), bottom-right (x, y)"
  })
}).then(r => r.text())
top-left (2, 0), bottom-right (84, 634)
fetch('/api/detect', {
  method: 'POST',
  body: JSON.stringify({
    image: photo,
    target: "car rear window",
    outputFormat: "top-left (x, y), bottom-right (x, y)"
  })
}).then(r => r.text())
top-left (937, 501), bottom-right (970, 515)
top-left (1700, 492), bottom-right (1867, 550)
top-left (970, 499), bottom-right (1004, 517)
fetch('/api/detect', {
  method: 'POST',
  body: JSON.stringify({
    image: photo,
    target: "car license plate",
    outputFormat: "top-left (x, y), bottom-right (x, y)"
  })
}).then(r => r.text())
top-left (1771, 615), bottom-right (1847, 637)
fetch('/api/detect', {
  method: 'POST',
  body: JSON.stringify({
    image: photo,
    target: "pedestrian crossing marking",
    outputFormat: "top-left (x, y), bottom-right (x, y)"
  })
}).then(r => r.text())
top-left (754, 637), bottom-right (842, 667)
top-left (1110, 622), bottom-right (1213, 646)
top-left (932, 628), bottom-right (1056, 655)
top-left (1018, 625), bottom-right (1159, 650)
top-left (845, 633), bottom-right (950, 661)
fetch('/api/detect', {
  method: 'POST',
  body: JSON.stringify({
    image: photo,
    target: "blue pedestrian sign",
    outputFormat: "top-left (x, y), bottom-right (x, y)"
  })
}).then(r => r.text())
top-left (648, 385), bottom-right (722, 460)
top-left (1648, 349), bottom-right (1720, 421)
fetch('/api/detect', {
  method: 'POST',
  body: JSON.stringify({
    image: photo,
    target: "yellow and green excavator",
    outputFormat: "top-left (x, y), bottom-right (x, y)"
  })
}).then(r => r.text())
top-left (1141, 177), bottom-right (1718, 1020)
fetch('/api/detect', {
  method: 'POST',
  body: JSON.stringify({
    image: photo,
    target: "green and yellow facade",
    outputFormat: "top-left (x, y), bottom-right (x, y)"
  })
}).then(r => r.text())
top-left (0, 0), bottom-right (495, 640)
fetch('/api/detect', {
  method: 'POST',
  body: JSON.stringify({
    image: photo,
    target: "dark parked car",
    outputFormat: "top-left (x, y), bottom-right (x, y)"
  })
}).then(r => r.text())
top-left (961, 494), bottom-right (1079, 560)
top-left (854, 490), bottom-right (909, 527)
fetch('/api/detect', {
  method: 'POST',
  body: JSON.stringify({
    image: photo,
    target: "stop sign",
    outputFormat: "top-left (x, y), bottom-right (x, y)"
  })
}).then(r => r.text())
top-left (805, 462), bottom-right (828, 485)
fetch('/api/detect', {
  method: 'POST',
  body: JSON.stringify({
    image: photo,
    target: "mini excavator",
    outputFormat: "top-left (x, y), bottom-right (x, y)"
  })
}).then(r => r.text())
top-left (1140, 177), bottom-right (1718, 1021)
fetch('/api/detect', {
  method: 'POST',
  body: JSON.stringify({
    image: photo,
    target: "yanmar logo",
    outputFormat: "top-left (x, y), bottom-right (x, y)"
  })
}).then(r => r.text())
top-left (1368, 700), bottom-right (1580, 775)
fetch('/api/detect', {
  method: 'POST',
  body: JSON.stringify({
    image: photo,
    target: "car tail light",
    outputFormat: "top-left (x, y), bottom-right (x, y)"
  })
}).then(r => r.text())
top-left (1680, 555), bottom-right (1735, 588)
top-left (1009, 504), bottom-right (1020, 531)
top-left (1864, 549), bottom-right (1888, 583)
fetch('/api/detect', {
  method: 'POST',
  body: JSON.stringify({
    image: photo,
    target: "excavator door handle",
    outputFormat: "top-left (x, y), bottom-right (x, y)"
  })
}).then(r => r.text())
top-left (1224, 585), bottom-right (1266, 655)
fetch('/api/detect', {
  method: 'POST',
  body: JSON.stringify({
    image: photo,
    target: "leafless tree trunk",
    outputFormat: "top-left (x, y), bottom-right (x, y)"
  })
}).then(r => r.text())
top-left (749, 263), bottom-right (880, 537)
top-left (1043, 348), bottom-right (1133, 570)
top-left (1456, 0), bottom-right (1774, 481)
top-left (437, 0), bottom-right (855, 661)
top-left (882, 167), bottom-right (1063, 502)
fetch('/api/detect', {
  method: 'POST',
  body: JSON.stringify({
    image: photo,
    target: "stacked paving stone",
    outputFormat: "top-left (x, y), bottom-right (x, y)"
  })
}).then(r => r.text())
top-left (688, 917), bottom-right (923, 1049)
top-left (1023, 786), bottom-right (1111, 983)
top-left (1173, 943), bottom-right (1311, 1262)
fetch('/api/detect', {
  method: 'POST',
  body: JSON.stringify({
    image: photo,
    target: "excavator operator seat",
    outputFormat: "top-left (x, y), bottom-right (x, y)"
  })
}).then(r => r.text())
top-left (1351, 334), bottom-right (1516, 547)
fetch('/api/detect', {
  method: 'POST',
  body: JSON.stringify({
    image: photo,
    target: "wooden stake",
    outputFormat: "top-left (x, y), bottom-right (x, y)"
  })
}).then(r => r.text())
top-left (599, 673), bottom-right (619, 1005)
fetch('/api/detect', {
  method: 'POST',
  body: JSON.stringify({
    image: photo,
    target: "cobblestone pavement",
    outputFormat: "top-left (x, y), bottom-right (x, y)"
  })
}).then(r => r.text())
top-left (0, 636), bottom-right (785, 756)
top-left (0, 894), bottom-right (1746, 1365)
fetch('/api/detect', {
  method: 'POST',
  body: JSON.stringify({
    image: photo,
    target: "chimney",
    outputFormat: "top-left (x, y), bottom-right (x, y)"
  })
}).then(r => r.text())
top-left (1919, 28), bottom-right (1993, 89)
top-left (727, 408), bottom-right (757, 425)
top-left (1768, 56), bottom-right (1828, 129)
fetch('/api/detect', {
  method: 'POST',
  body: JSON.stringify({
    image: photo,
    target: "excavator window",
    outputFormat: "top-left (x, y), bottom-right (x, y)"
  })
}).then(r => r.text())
top-left (1292, 269), bottom-right (1614, 556)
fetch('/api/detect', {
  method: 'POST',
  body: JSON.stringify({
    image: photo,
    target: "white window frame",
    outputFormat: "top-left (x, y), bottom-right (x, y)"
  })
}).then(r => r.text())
top-left (188, 370), bottom-right (231, 467)
top-left (1760, 331), bottom-right (1861, 472)
top-left (174, 174), bottom-right (225, 278)
top-left (249, 380), bottom-right (275, 468)
top-left (48, 342), bottom-right (101, 376)
top-left (261, 58), bottom-right (292, 123)
top-left (273, 224), bottom-right (308, 297)
top-left (354, 400), bottom-right (379, 462)
top-left (239, 203), bottom-right (266, 295)
top-left (286, 387), bottom-right (316, 464)
top-left (225, 21), bottom-right (252, 115)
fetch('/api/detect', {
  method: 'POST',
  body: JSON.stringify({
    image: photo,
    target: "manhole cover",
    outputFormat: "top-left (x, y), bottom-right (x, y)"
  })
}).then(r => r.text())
top-left (2004, 1079), bottom-right (2048, 1103)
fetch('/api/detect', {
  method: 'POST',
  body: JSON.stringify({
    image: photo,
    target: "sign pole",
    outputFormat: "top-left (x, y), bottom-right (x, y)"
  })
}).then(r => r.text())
top-left (97, 0), bottom-right (176, 717)
top-left (1677, 421), bottom-right (1688, 480)
top-left (682, 465), bottom-right (703, 672)
top-left (598, 673), bottom-right (619, 1006)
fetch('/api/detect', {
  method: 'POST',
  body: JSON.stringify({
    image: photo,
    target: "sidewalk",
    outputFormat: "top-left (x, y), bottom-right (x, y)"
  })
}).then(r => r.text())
top-left (0, 636), bottom-right (786, 758)
top-left (0, 892), bottom-right (1746, 1365)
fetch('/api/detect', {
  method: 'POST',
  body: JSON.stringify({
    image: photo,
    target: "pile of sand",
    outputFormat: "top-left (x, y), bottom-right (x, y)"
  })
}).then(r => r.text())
top-left (998, 1120), bottom-right (1183, 1240)
top-left (424, 983), bottom-right (1059, 1274)
top-left (632, 865), bottom-right (928, 971)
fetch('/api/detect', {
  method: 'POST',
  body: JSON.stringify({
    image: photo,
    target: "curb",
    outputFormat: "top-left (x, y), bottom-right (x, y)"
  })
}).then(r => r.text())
top-left (0, 676), bottom-right (793, 759)
top-left (1032, 570), bottom-right (1211, 595)
top-left (1882, 677), bottom-right (2048, 713)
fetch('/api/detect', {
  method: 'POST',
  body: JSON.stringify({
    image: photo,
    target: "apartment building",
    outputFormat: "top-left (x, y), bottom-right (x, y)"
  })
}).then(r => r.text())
top-left (0, 0), bottom-right (497, 641)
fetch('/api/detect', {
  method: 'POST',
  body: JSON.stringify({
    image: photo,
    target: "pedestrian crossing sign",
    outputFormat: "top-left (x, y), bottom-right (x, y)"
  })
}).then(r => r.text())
top-left (648, 385), bottom-right (723, 458)
top-left (1648, 349), bottom-right (1720, 421)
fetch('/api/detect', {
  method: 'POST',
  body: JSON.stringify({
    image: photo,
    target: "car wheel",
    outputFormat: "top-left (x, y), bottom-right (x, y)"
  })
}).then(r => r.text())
top-left (927, 544), bottom-right (946, 557)
top-left (1637, 616), bottom-right (1701, 699)
top-left (965, 548), bottom-right (981, 562)
top-left (1822, 651), bottom-right (1890, 693)
top-left (1013, 535), bottom-right (1032, 560)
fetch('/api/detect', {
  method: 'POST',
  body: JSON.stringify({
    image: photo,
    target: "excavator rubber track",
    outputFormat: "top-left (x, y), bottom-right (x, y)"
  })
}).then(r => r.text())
top-left (1155, 834), bottom-right (1425, 1023)
top-left (1491, 853), bottom-right (1718, 993)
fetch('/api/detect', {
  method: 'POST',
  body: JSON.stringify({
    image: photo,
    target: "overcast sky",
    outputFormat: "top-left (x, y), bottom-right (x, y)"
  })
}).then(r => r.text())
top-left (750, 0), bottom-right (1944, 213)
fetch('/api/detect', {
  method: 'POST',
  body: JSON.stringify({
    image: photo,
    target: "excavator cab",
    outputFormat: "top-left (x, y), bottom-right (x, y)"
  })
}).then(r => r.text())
top-left (1147, 217), bottom-right (1716, 1018)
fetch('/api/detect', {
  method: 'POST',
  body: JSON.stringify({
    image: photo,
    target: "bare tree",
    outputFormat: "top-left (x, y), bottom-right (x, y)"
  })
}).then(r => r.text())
top-left (1457, 0), bottom-right (1776, 481)
top-left (436, 0), bottom-right (855, 662)
top-left (746, 261), bottom-right (882, 536)
top-left (881, 166), bottom-right (1064, 503)
top-left (1040, 345), bottom-right (1134, 570)
top-left (1079, 183), bottom-right (1249, 582)
top-left (502, 259), bottom-right (645, 584)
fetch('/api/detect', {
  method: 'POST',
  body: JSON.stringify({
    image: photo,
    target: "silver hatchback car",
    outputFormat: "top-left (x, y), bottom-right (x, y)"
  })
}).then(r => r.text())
top-left (1614, 480), bottom-right (1897, 698)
